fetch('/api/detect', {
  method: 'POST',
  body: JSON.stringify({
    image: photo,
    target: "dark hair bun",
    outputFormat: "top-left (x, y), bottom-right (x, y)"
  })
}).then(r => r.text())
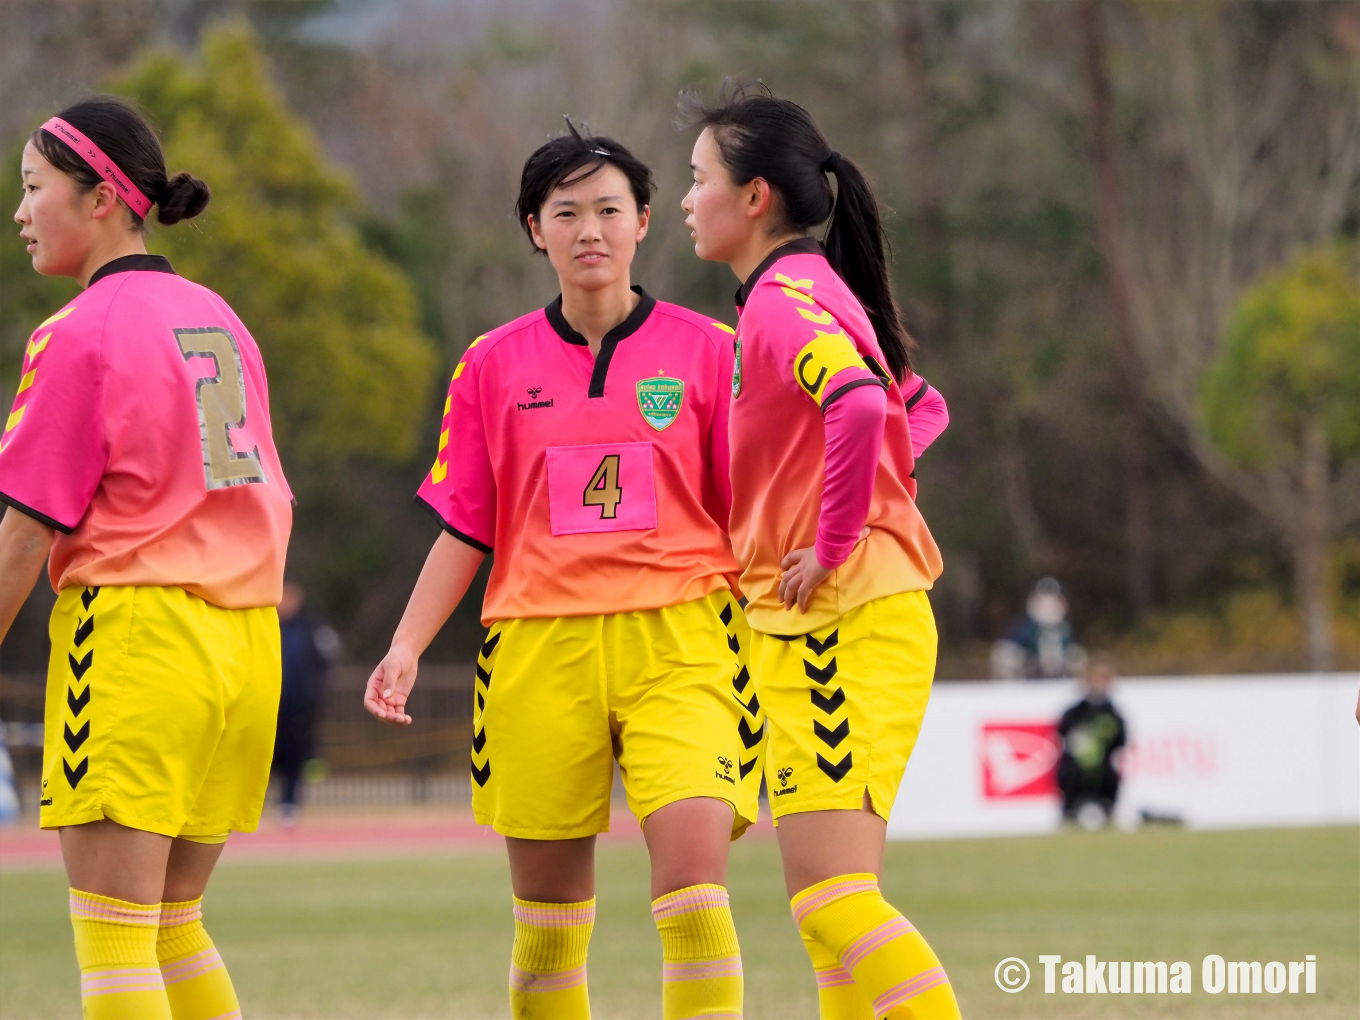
top-left (157, 172), bottom-right (210, 225)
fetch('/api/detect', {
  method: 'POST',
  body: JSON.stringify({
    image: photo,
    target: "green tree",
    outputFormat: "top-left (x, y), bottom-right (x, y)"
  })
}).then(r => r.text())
top-left (1201, 242), bottom-right (1360, 670)
top-left (113, 24), bottom-right (437, 468)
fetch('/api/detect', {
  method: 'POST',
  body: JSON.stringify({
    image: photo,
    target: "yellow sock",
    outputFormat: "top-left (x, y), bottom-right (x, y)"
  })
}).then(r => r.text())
top-left (801, 929), bottom-right (874, 1019)
top-left (69, 889), bottom-right (171, 1019)
top-left (157, 899), bottom-right (241, 1020)
top-left (651, 884), bottom-right (743, 1020)
top-left (509, 897), bottom-right (593, 1019)
top-left (791, 875), bottom-right (960, 1020)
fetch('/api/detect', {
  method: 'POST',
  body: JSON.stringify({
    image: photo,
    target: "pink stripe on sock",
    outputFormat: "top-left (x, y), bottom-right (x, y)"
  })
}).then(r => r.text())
top-left (815, 965), bottom-right (856, 989)
top-left (791, 878), bottom-right (878, 926)
top-left (873, 967), bottom-right (950, 1013)
top-left (81, 967), bottom-right (164, 995)
top-left (161, 947), bottom-right (224, 985)
top-left (159, 903), bottom-right (203, 927)
top-left (663, 956), bottom-right (743, 982)
top-left (70, 893), bottom-right (160, 926)
top-left (651, 885), bottom-right (730, 921)
top-left (509, 963), bottom-right (587, 993)
top-left (840, 916), bottom-right (915, 970)
top-left (513, 902), bottom-right (595, 928)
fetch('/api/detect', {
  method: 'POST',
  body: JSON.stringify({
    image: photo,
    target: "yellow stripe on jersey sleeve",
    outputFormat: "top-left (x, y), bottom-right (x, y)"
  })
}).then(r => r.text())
top-left (17, 369), bottom-right (37, 395)
top-left (796, 307), bottom-right (835, 325)
top-left (37, 306), bottom-right (75, 330)
top-left (452, 361), bottom-right (467, 380)
top-left (5, 405), bottom-right (25, 433)
top-left (774, 272), bottom-right (816, 305)
top-left (794, 331), bottom-right (867, 405)
top-left (709, 321), bottom-right (736, 335)
top-left (26, 332), bottom-right (52, 361)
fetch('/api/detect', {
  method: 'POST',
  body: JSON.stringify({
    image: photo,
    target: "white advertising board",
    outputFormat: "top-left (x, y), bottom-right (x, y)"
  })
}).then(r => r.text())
top-left (886, 674), bottom-right (1360, 840)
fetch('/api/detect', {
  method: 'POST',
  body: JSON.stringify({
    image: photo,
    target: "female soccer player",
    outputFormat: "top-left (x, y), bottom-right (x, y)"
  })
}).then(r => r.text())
top-left (364, 124), bottom-right (760, 1020)
top-left (0, 97), bottom-right (292, 1020)
top-left (681, 84), bottom-right (963, 1020)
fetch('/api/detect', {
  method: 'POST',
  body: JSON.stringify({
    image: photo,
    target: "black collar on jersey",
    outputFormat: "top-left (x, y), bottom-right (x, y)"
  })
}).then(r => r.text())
top-left (88, 253), bottom-right (176, 288)
top-left (545, 286), bottom-right (657, 398)
top-left (735, 236), bottom-right (825, 308)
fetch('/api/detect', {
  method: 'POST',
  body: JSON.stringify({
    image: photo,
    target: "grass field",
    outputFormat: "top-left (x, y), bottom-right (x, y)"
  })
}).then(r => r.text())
top-left (2, 825), bottom-right (1356, 1019)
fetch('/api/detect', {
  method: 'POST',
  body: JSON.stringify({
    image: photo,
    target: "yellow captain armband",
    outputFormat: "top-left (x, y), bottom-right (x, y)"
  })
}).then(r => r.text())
top-left (793, 331), bottom-right (870, 406)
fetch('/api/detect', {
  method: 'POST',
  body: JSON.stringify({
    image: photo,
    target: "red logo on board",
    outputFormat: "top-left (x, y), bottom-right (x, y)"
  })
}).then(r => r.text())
top-left (979, 722), bottom-right (1060, 798)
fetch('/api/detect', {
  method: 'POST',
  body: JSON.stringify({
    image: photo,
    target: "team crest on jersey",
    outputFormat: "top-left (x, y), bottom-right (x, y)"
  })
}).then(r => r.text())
top-left (636, 376), bottom-right (684, 431)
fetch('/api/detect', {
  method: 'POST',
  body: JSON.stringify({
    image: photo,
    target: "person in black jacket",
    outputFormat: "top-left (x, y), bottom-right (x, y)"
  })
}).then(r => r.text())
top-left (273, 582), bottom-right (339, 821)
top-left (1056, 653), bottom-right (1126, 827)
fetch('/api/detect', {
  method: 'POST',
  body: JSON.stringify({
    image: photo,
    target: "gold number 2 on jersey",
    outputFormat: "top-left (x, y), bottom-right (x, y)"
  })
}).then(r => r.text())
top-left (174, 327), bottom-right (266, 490)
top-left (582, 454), bottom-right (623, 519)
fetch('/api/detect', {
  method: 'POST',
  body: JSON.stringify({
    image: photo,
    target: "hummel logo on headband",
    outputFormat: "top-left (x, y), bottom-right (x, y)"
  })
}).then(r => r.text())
top-left (40, 117), bottom-right (154, 219)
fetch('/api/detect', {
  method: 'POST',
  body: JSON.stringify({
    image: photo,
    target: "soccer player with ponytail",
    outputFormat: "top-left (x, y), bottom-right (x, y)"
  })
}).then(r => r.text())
top-left (0, 97), bottom-right (292, 1019)
top-left (682, 83), bottom-right (962, 1019)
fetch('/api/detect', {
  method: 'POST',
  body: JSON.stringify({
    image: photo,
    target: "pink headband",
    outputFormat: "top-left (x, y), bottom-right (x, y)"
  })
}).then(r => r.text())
top-left (40, 117), bottom-right (154, 219)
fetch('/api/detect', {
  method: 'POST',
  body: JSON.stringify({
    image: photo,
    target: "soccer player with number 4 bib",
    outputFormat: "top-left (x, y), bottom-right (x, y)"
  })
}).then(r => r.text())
top-left (365, 124), bottom-right (760, 1020)
top-left (682, 83), bottom-right (963, 1019)
top-left (0, 98), bottom-right (292, 1019)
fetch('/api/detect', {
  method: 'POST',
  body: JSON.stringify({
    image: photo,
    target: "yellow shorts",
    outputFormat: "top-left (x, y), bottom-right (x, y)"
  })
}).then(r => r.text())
top-left (752, 590), bottom-right (937, 822)
top-left (40, 584), bottom-right (281, 839)
top-left (471, 591), bottom-right (762, 840)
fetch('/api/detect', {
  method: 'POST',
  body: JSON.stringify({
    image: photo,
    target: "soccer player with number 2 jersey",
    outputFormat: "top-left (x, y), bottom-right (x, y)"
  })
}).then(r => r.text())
top-left (682, 82), bottom-right (964, 1019)
top-left (364, 124), bottom-right (760, 1020)
top-left (0, 98), bottom-right (292, 1020)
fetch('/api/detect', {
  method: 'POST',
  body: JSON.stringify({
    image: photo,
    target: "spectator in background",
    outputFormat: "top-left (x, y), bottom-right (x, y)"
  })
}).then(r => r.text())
top-left (1056, 653), bottom-right (1127, 828)
top-left (273, 582), bottom-right (339, 822)
top-left (0, 725), bottom-right (19, 823)
top-left (991, 576), bottom-right (1086, 679)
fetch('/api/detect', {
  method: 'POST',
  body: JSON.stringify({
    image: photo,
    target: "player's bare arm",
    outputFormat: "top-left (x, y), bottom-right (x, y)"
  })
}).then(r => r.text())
top-left (0, 505), bottom-right (54, 642)
top-left (364, 532), bottom-right (485, 725)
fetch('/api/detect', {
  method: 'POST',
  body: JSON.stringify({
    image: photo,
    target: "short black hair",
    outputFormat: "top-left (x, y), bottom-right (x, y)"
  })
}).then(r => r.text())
top-left (515, 118), bottom-right (655, 253)
top-left (32, 95), bottom-right (209, 228)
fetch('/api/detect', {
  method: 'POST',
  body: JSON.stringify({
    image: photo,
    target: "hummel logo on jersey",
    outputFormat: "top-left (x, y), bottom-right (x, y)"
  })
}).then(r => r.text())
top-left (517, 386), bottom-right (553, 411)
top-left (774, 766), bottom-right (798, 797)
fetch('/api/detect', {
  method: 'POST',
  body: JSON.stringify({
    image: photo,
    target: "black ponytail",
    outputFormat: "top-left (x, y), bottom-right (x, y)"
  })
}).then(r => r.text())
top-left (32, 95), bottom-right (210, 229)
top-left (679, 80), bottom-right (914, 379)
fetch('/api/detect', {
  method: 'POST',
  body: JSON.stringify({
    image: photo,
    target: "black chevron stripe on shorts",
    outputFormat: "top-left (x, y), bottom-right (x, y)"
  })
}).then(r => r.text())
top-left (64, 588), bottom-right (98, 789)
top-left (803, 631), bottom-right (852, 783)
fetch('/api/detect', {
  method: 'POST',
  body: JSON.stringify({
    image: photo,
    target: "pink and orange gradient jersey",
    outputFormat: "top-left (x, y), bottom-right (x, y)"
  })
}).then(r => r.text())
top-left (729, 238), bottom-right (943, 635)
top-left (0, 255), bottom-right (292, 609)
top-left (416, 289), bottom-right (740, 623)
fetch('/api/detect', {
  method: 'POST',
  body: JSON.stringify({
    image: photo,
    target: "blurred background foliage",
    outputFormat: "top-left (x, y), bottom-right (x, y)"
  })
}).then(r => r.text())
top-left (1, 0), bottom-right (1358, 676)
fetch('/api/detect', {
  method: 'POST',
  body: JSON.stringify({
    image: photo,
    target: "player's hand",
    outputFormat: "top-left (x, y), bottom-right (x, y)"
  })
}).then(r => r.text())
top-left (364, 645), bottom-right (418, 725)
top-left (778, 527), bottom-right (870, 613)
top-left (779, 548), bottom-right (832, 613)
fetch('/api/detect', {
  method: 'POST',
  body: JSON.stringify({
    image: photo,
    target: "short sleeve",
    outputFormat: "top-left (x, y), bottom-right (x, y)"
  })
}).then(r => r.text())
top-left (758, 274), bottom-right (885, 410)
top-left (414, 339), bottom-right (496, 552)
top-left (0, 313), bottom-right (107, 532)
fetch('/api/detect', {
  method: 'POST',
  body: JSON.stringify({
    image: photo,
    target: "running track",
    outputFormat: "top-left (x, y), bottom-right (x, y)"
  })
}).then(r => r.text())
top-left (0, 810), bottom-right (773, 869)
